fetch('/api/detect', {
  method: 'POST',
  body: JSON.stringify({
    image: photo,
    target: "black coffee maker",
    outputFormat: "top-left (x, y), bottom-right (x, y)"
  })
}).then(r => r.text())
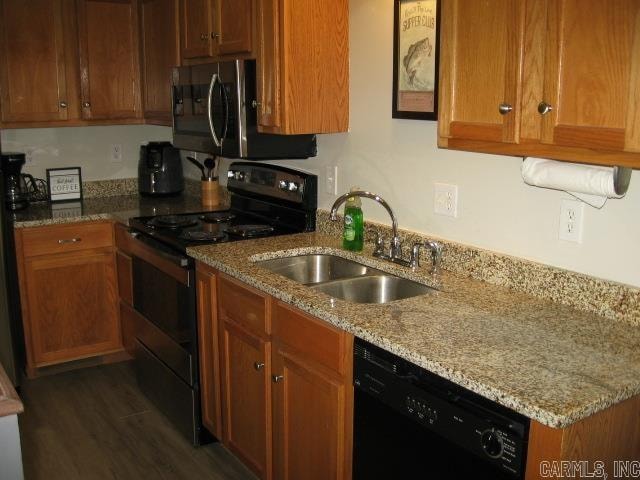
top-left (0, 152), bottom-right (29, 210)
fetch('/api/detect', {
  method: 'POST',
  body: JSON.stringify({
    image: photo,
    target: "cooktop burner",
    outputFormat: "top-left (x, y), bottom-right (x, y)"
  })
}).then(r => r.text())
top-left (225, 224), bottom-right (275, 238)
top-left (200, 212), bottom-right (236, 223)
top-left (179, 230), bottom-right (226, 242)
top-left (148, 215), bottom-right (198, 229)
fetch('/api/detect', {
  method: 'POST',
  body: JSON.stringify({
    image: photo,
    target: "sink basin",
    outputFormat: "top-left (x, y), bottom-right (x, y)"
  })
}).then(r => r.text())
top-left (256, 254), bottom-right (382, 284)
top-left (310, 275), bottom-right (434, 304)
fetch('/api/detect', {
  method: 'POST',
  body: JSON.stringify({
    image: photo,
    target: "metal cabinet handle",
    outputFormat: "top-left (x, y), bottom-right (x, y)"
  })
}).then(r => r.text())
top-left (211, 32), bottom-right (220, 40)
top-left (83, 102), bottom-right (91, 108)
top-left (200, 33), bottom-right (208, 41)
top-left (538, 102), bottom-right (553, 115)
top-left (498, 103), bottom-right (513, 115)
top-left (58, 238), bottom-right (81, 245)
top-left (272, 375), bottom-right (284, 383)
top-left (251, 100), bottom-right (261, 109)
top-left (254, 362), bottom-right (264, 371)
top-left (59, 101), bottom-right (68, 108)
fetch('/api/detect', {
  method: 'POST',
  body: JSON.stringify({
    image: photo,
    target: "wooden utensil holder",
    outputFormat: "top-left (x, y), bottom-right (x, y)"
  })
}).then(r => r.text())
top-left (201, 179), bottom-right (220, 207)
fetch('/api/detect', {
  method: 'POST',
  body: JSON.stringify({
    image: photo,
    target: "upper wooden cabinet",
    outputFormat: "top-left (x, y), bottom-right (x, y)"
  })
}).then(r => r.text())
top-left (0, 0), bottom-right (80, 124)
top-left (180, 0), bottom-right (217, 60)
top-left (0, 0), bottom-right (143, 127)
top-left (180, 0), bottom-right (254, 64)
top-left (257, 0), bottom-right (349, 134)
top-left (217, 0), bottom-right (253, 56)
top-left (439, 0), bottom-right (640, 168)
top-left (140, 0), bottom-right (180, 124)
top-left (77, 0), bottom-right (142, 120)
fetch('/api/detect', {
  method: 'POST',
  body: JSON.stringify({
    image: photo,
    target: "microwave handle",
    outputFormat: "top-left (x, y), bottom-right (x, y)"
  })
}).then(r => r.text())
top-left (207, 73), bottom-right (223, 148)
top-left (220, 77), bottom-right (230, 142)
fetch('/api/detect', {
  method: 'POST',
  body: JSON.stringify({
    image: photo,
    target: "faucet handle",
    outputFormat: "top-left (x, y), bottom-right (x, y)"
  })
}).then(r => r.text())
top-left (409, 242), bottom-right (422, 269)
top-left (425, 240), bottom-right (443, 274)
top-left (373, 232), bottom-right (386, 257)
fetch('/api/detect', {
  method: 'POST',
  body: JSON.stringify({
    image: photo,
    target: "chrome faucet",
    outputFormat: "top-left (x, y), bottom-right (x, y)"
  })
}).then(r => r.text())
top-left (330, 190), bottom-right (404, 261)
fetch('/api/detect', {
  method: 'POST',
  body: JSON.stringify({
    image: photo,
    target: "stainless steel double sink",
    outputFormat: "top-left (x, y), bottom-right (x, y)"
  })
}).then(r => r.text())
top-left (255, 254), bottom-right (434, 304)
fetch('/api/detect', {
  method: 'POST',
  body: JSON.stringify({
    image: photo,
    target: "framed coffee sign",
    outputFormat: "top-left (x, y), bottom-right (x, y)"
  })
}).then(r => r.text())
top-left (47, 167), bottom-right (83, 202)
top-left (392, 0), bottom-right (440, 120)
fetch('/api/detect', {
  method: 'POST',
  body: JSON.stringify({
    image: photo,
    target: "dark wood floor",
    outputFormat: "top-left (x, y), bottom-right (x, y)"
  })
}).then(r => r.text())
top-left (19, 361), bottom-right (257, 480)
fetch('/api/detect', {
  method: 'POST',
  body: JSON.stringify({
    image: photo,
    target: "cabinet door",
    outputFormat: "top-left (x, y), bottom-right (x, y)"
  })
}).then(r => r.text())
top-left (438, 0), bottom-right (525, 144)
top-left (256, 0), bottom-right (282, 129)
top-left (24, 248), bottom-right (121, 367)
top-left (0, 0), bottom-right (72, 123)
top-left (272, 344), bottom-right (352, 480)
top-left (221, 320), bottom-right (271, 479)
top-left (77, 0), bottom-right (142, 120)
top-left (140, 0), bottom-right (180, 124)
top-left (216, 0), bottom-right (252, 55)
top-left (180, 0), bottom-right (217, 60)
top-left (196, 264), bottom-right (222, 439)
top-left (539, 0), bottom-right (640, 153)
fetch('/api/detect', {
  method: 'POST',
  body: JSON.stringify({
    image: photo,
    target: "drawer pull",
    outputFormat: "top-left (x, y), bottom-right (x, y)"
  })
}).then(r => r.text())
top-left (254, 362), bottom-right (265, 371)
top-left (272, 374), bottom-right (284, 383)
top-left (58, 238), bottom-right (81, 245)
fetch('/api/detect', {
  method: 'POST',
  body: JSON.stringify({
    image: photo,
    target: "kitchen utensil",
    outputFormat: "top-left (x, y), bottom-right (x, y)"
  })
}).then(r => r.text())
top-left (186, 156), bottom-right (206, 179)
top-left (204, 157), bottom-right (216, 179)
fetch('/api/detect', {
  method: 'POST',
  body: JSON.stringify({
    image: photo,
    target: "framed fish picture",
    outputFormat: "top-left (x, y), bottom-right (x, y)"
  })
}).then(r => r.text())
top-left (392, 0), bottom-right (440, 120)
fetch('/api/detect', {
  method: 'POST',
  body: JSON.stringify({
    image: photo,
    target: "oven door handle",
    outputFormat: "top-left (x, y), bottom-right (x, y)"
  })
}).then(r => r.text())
top-left (128, 232), bottom-right (192, 286)
top-left (207, 73), bottom-right (223, 148)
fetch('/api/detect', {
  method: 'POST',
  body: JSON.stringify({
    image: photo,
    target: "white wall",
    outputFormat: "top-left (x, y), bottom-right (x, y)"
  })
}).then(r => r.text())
top-left (1, 125), bottom-right (172, 181)
top-left (249, 0), bottom-right (640, 288)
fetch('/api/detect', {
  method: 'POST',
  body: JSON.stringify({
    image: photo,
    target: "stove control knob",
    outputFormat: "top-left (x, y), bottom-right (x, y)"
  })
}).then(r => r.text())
top-left (227, 170), bottom-right (236, 179)
top-left (235, 171), bottom-right (246, 181)
top-left (287, 181), bottom-right (299, 192)
top-left (278, 180), bottom-right (288, 191)
top-left (480, 429), bottom-right (504, 459)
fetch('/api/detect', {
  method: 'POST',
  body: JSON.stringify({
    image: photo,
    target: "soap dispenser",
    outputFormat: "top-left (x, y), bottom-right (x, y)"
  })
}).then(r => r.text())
top-left (343, 187), bottom-right (364, 251)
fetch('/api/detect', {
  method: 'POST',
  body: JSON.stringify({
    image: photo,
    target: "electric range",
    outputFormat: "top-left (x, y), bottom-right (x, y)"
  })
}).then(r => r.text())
top-left (126, 162), bottom-right (317, 446)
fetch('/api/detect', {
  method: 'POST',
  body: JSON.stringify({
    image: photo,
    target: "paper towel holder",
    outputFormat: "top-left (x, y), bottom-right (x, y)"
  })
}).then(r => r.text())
top-left (613, 166), bottom-right (632, 196)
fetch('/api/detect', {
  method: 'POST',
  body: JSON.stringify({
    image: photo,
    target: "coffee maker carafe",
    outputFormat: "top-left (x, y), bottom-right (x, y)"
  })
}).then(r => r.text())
top-left (0, 152), bottom-right (29, 211)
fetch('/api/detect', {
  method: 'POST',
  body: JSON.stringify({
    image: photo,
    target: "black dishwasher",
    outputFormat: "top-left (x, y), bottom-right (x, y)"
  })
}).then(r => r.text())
top-left (353, 338), bottom-right (529, 479)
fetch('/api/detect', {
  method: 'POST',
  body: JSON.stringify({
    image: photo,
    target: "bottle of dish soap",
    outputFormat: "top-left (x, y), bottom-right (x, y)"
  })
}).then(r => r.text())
top-left (343, 187), bottom-right (364, 251)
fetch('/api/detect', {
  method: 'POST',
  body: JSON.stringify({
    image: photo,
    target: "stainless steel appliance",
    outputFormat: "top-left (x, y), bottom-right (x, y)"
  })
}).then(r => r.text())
top-left (172, 60), bottom-right (317, 159)
top-left (0, 152), bottom-right (29, 211)
top-left (138, 142), bottom-right (184, 196)
top-left (127, 162), bottom-right (317, 445)
top-left (353, 338), bottom-right (529, 479)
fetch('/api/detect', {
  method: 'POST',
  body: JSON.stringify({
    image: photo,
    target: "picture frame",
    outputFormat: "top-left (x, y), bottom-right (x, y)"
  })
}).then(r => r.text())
top-left (392, 0), bottom-right (441, 120)
top-left (46, 167), bottom-right (83, 203)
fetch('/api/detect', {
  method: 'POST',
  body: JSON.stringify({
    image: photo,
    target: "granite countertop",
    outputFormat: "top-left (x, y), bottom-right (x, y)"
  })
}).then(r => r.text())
top-left (188, 233), bottom-right (640, 429)
top-left (11, 194), bottom-right (228, 228)
top-left (0, 362), bottom-right (22, 418)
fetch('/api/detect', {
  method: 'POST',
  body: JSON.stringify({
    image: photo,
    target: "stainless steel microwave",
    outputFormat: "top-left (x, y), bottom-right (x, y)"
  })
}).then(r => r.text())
top-left (171, 60), bottom-right (317, 159)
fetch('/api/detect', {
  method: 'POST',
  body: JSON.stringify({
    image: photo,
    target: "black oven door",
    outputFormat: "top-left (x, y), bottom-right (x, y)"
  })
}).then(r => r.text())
top-left (129, 233), bottom-right (197, 386)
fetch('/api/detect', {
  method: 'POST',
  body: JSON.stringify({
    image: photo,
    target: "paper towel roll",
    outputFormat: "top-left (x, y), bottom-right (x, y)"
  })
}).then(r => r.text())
top-left (521, 158), bottom-right (627, 208)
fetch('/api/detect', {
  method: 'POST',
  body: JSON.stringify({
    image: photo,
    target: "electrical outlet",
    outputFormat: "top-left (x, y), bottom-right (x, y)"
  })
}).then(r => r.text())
top-left (25, 148), bottom-right (35, 165)
top-left (434, 183), bottom-right (458, 218)
top-left (325, 165), bottom-right (338, 195)
top-left (110, 144), bottom-right (123, 163)
top-left (559, 199), bottom-right (584, 243)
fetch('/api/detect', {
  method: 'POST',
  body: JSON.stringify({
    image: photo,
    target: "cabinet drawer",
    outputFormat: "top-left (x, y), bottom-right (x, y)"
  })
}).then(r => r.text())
top-left (273, 301), bottom-right (348, 376)
top-left (20, 221), bottom-right (113, 257)
top-left (218, 274), bottom-right (270, 336)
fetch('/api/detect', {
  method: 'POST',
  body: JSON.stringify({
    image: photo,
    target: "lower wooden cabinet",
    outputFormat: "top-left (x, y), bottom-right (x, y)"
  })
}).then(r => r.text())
top-left (203, 268), bottom-right (353, 480)
top-left (16, 221), bottom-right (121, 374)
top-left (221, 320), bottom-right (271, 478)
